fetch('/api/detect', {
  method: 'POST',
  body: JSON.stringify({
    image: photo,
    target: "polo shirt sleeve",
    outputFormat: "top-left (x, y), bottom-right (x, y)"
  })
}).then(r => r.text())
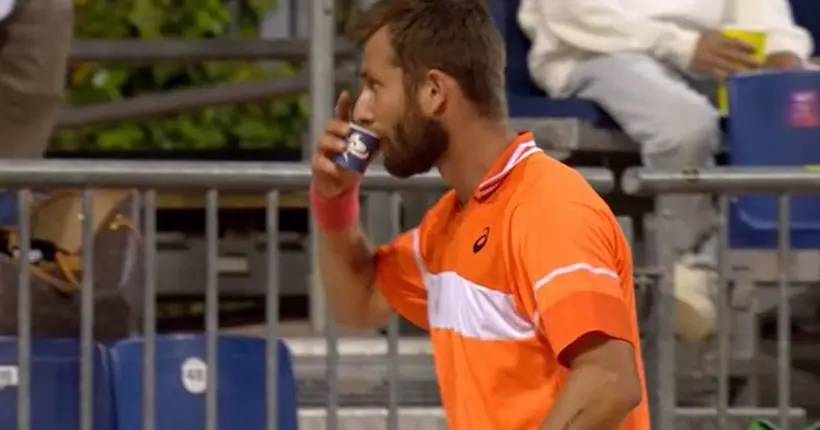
top-left (374, 228), bottom-right (429, 330)
top-left (509, 199), bottom-right (634, 360)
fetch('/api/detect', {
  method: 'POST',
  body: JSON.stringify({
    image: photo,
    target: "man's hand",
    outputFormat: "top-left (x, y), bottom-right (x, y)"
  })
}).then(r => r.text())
top-left (689, 32), bottom-right (759, 79)
top-left (311, 91), bottom-right (361, 198)
top-left (763, 52), bottom-right (805, 70)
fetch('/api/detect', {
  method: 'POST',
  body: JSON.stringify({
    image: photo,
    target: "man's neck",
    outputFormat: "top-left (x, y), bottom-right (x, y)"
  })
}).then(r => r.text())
top-left (437, 120), bottom-right (518, 204)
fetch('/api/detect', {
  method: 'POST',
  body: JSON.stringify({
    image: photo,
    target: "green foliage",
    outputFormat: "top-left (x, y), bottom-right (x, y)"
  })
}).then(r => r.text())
top-left (54, 0), bottom-right (310, 151)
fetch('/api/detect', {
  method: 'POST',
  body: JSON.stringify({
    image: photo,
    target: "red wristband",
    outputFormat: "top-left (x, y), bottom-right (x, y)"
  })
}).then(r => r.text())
top-left (310, 184), bottom-right (360, 232)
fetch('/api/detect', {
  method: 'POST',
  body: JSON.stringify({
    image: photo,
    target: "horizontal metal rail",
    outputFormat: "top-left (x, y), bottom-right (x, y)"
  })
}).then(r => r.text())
top-left (622, 166), bottom-right (820, 194)
top-left (6, 163), bottom-right (614, 430)
top-left (57, 68), bottom-right (357, 128)
top-left (626, 166), bottom-right (812, 430)
top-left (0, 160), bottom-right (615, 193)
top-left (69, 38), bottom-right (358, 63)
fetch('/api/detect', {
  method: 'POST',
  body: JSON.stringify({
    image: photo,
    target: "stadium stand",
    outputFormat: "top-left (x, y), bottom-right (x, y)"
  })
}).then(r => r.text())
top-left (726, 72), bottom-right (820, 249)
top-left (0, 338), bottom-right (113, 430)
top-left (3, 2), bottom-right (820, 430)
top-left (109, 334), bottom-right (298, 430)
top-left (488, 0), bottom-right (616, 127)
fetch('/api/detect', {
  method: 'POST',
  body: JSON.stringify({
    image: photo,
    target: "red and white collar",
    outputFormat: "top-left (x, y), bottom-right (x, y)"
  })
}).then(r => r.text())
top-left (473, 132), bottom-right (541, 201)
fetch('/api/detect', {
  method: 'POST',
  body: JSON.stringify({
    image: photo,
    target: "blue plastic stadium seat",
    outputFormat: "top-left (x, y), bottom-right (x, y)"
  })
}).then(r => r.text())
top-left (790, 0), bottom-right (820, 56)
top-left (109, 334), bottom-right (298, 430)
top-left (0, 192), bottom-right (18, 227)
top-left (725, 71), bottom-right (820, 249)
top-left (488, 0), bottom-right (615, 127)
top-left (0, 337), bottom-right (114, 430)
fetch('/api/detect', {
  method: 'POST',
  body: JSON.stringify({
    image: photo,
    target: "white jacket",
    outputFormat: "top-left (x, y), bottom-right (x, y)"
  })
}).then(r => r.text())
top-left (0, 0), bottom-right (13, 21)
top-left (518, 0), bottom-right (814, 96)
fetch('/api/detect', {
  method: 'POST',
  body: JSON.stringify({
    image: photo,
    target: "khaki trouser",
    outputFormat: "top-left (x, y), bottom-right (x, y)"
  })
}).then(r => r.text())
top-left (0, 0), bottom-right (144, 342)
top-left (0, 0), bottom-right (73, 158)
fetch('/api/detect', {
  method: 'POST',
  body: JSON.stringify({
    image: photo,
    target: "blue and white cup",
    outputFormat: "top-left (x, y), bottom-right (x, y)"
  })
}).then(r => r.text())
top-left (332, 124), bottom-right (380, 174)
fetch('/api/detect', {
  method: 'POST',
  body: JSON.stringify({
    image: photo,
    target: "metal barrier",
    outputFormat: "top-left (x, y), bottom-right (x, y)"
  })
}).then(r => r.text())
top-left (6, 159), bottom-right (613, 430)
top-left (623, 166), bottom-right (820, 430)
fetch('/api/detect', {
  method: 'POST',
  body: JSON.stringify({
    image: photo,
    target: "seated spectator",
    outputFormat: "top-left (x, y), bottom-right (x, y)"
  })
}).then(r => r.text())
top-left (0, 0), bottom-right (73, 224)
top-left (518, 0), bottom-right (813, 341)
top-left (0, 0), bottom-right (144, 341)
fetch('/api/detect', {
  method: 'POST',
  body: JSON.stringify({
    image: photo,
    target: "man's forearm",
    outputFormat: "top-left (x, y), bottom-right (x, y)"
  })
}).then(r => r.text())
top-left (540, 365), bottom-right (640, 430)
top-left (317, 223), bottom-right (380, 327)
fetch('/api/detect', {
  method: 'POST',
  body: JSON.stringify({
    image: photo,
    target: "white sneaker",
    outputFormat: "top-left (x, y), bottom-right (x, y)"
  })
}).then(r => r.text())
top-left (673, 262), bottom-right (718, 342)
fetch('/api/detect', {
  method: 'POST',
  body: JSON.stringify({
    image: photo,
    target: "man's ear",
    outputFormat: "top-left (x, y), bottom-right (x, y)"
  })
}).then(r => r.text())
top-left (419, 69), bottom-right (450, 116)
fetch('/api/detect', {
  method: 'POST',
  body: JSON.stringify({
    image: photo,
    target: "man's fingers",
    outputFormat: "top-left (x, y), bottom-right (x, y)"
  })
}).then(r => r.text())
top-left (724, 51), bottom-right (759, 70)
top-left (722, 37), bottom-right (756, 54)
top-left (334, 91), bottom-right (351, 122)
top-left (313, 153), bottom-right (344, 178)
top-left (325, 120), bottom-right (351, 140)
top-left (316, 132), bottom-right (347, 157)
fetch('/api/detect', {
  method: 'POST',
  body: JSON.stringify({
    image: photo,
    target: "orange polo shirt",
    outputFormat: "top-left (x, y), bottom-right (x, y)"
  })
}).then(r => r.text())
top-left (373, 132), bottom-right (649, 430)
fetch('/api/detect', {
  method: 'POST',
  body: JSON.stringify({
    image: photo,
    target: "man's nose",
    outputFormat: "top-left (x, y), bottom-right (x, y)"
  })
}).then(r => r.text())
top-left (352, 93), bottom-right (374, 128)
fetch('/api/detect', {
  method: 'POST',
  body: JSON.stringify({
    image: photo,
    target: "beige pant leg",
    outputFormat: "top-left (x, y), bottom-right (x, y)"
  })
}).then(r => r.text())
top-left (0, 0), bottom-right (73, 158)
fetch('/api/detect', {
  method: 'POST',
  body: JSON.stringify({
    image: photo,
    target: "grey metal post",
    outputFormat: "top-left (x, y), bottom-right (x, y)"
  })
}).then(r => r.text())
top-left (308, 0), bottom-right (336, 334)
top-left (357, 0), bottom-right (394, 290)
top-left (16, 189), bottom-right (31, 430)
top-left (265, 191), bottom-right (281, 430)
top-left (653, 204), bottom-right (677, 430)
top-left (204, 190), bottom-right (220, 430)
top-left (386, 193), bottom-right (402, 430)
top-left (776, 195), bottom-right (792, 430)
top-left (308, 1), bottom-right (339, 429)
top-left (80, 190), bottom-right (95, 430)
top-left (716, 195), bottom-right (730, 428)
top-left (142, 190), bottom-right (157, 430)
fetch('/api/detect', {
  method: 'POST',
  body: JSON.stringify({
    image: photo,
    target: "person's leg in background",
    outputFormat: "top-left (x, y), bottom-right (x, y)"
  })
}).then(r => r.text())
top-left (0, 0), bottom-right (146, 340)
top-left (562, 52), bottom-right (721, 342)
top-left (0, 0), bottom-right (73, 158)
top-left (0, 0), bottom-right (73, 224)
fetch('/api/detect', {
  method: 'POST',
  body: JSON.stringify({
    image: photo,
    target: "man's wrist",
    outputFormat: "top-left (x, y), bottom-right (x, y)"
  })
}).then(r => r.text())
top-left (310, 184), bottom-right (360, 232)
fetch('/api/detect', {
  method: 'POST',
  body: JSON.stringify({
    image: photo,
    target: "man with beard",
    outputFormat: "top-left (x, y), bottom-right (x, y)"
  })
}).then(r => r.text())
top-left (310, 0), bottom-right (648, 429)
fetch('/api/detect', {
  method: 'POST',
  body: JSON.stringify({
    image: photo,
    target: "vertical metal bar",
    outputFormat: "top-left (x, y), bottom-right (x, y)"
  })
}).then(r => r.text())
top-left (386, 193), bottom-right (401, 430)
top-left (309, 0), bottom-right (336, 334)
top-left (129, 190), bottom-right (143, 337)
top-left (80, 189), bottom-right (95, 430)
top-left (16, 189), bottom-right (31, 430)
top-left (130, 189), bottom-right (142, 234)
top-left (228, 0), bottom-right (240, 36)
top-left (288, 0), bottom-right (299, 37)
top-left (386, 316), bottom-right (400, 429)
top-left (716, 195), bottom-right (730, 429)
top-left (776, 194), bottom-right (791, 430)
top-left (142, 190), bottom-right (157, 430)
top-left (309, 1), bottom-right (338, 428)
top-left (326, 310), bottom-right (340, 430)
top-left (205, 189), bottom-right (219, 430)
top-left (655, 207), bottom-right (677, 429)
top-left (265, 191), bottom-right (280, 430)
top-left (640, 216), bottom-right (660, 427)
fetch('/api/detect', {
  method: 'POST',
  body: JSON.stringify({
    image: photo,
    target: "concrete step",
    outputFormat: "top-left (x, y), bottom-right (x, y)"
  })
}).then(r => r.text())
top-left (287, 336), bottom-right (440, 408)
top-left (296, 407), bottom-right (807, 430)
top-left (298, 408), bottom-right (446, 430)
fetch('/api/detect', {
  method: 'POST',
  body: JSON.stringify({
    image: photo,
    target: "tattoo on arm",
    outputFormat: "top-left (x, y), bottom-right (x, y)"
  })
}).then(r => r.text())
top-left (560, 409), bottom-right (584, 430)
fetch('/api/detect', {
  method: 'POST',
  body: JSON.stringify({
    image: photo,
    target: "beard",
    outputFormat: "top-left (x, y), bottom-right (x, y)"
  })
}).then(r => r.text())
top-left (381, 100), bottom-right (449, 179)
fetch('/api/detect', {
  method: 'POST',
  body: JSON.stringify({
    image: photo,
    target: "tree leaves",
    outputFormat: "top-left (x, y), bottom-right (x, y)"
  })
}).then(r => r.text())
top-left (54, 0), bottom-right (309, 152)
